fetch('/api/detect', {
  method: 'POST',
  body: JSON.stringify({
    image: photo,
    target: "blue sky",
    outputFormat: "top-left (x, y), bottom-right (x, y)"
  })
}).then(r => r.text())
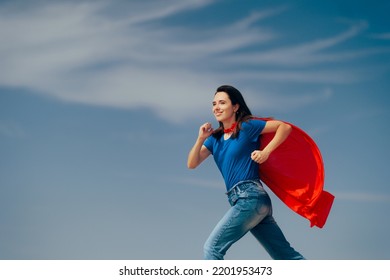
top-left (0, 0), bottom-right (389, 259)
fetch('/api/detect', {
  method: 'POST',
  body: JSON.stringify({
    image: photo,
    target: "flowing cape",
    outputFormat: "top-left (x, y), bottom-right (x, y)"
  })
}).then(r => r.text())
top-left (256, 117), bottom-right (334, 228)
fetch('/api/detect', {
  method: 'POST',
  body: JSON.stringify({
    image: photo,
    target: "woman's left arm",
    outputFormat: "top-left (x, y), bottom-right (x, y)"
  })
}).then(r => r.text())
top-left (251, 120), bottom-right (292, 164)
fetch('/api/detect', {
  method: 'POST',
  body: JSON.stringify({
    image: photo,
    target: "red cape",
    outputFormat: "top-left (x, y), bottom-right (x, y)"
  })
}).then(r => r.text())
top-left (257, 118), bottom-right (334, 228)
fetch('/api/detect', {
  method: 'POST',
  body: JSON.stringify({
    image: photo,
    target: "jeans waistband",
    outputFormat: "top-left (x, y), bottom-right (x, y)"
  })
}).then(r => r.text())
top-left (226, 179), bottom-right (263, 195)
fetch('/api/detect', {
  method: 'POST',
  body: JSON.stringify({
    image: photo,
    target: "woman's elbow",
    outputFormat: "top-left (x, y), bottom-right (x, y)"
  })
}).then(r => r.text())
top-left (281, 123), bottom-right (292, 135)
top-left (187, 160), bottom-right (198, 169)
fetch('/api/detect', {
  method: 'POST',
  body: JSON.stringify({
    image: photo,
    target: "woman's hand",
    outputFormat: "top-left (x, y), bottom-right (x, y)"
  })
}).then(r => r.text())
top-left (188, 122), bottom-right (213, 169)
top-left (254, 121), bottom-right (291, 164)
top-left (251, 150), bottom-right (270, 164)
top-left (198, 122), bottom-right (214, 140)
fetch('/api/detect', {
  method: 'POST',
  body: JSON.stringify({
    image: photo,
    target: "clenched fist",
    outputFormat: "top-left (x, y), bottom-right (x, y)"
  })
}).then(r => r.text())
top-left (199, 122), bottom-right (214, 140)
top-left (251, 150), bottom-right (270, 164)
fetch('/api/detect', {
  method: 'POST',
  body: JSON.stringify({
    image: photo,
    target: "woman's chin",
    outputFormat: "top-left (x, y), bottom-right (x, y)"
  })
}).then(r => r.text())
top-left (214, 115), bottom-right (224, 122)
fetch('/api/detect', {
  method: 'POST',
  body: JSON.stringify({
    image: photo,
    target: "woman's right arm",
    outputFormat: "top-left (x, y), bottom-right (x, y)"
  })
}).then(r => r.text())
top-left (187, 122), bottom-right (213, 169)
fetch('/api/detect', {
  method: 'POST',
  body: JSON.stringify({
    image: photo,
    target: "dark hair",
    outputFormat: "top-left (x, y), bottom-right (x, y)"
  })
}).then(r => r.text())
top-left (213, 85), bottom-right (253, 139)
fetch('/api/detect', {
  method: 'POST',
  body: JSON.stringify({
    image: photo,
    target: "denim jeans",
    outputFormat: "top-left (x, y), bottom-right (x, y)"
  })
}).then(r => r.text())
top-left (204, 180), bottom-right (305, 260)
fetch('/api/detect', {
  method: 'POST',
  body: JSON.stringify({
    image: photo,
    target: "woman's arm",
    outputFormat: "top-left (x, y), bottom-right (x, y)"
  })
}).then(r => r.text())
top-left (251, 120), bottom-right (292, 164)
top-left (187, 122), bottom-right (213, 169)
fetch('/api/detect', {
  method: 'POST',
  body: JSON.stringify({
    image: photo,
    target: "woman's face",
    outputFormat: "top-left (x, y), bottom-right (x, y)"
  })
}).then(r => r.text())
top-left (212, 91), bottom-right (239, 123)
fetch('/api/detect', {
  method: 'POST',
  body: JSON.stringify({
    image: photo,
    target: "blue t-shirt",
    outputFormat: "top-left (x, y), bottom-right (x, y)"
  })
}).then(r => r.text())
top-left (204, 119), bottom-right (266, 192)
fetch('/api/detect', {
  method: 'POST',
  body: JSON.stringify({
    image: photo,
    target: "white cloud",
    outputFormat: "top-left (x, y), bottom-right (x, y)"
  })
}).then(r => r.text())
top-left (371, 33), bottom-right (390, 40)
top-left (223, 21), bottom-right (370, 66)
top-left (243, 87), bottom-right (334, 113)
top-left (0, 0), bottom-right (222, 121)
top-left (219, 69), bottom-right (359, 84)
top-left (0, 1), bottom-right (384, 123)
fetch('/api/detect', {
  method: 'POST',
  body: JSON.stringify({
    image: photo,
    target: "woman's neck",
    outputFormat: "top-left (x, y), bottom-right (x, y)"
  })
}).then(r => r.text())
top-left (223, 120), bottom-right (237, 134)
top-left (223, 116), bottom-right (237, 129)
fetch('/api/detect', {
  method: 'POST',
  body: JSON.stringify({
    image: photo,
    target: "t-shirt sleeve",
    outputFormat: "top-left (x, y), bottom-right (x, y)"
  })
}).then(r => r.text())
top-left (203, 136), bottom-right (214, 154)
top-left (243, 119), bottom-right (266, 142)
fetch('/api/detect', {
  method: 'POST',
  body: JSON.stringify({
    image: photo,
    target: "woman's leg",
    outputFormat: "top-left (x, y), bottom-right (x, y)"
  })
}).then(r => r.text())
top-left (204, 196), bottom-right (270, 260)
top-left (250, 215), bottom-right (305, 260)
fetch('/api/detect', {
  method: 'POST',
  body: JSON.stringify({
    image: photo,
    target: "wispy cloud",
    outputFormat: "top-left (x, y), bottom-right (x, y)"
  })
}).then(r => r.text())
top-left (0, 1), bottom-right (386, 122)
top-left (371, 33), bottom-right (390, 40)
top-left (220, 69), bottom-right (360, 84)
top-left (244, 87), bottom-right (334, 113)
top-left (223, 20), bottom-right (370, 66)
top-left (0, 0), bottom-right (221, 121)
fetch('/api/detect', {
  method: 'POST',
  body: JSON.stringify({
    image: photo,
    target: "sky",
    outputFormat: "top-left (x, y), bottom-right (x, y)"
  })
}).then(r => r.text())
top-left (0, 0), bottom-right (389, 260)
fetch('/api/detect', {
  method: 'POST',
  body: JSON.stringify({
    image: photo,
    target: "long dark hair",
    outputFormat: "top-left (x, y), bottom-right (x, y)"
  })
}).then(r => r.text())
top-left (213, 85), bottom-right (253, 139)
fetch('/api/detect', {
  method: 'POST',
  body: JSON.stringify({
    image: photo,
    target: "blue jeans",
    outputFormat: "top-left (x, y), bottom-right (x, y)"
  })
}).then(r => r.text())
top-left (204, 180), bottom-right (305, 260)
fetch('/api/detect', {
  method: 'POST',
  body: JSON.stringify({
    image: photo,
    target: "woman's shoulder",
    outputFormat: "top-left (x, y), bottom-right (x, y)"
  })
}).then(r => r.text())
top-left (243, 117), bottom-right (266, 127)
top-left (240, 118), bottom-right (267, 137)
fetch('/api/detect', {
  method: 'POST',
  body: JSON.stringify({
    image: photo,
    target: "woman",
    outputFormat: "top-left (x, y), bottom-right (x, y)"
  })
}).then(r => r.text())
top-left (187, 85), bottom-right (305, 260)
